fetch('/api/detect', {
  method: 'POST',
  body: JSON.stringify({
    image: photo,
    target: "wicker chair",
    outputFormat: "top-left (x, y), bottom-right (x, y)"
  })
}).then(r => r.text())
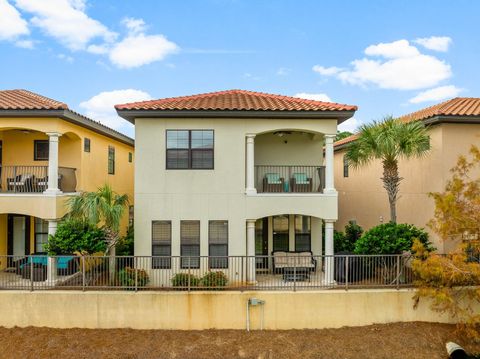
top-left (290, 172), bottom-right (312, 192)
top-left (262, 173), bottom-right (285, 192)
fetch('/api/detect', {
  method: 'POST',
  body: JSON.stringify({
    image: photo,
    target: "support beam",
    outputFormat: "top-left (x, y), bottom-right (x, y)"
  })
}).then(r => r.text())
top-left (245, 134), bottom-right (257, 195)
top-left (246, 219), bottom-right (256, 283)
top-left (324, 134), bottom-right (336, 193)
top-left (47, 219), bottom-right (58, 283)
top-left (44, 132), bottom-right (62, 195)
top-left (324, 219), bottom-right (335, 285)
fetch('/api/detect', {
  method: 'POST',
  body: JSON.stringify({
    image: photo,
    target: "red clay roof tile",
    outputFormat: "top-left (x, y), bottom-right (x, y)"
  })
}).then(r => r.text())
top-left (115, 89), bottom-right (358, 112)
top-left (0, 89), bottom-right (68, 110)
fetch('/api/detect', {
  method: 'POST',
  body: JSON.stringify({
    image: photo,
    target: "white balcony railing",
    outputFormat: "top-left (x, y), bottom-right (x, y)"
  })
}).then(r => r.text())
top-left (254, 165), bottom-right (326, 193)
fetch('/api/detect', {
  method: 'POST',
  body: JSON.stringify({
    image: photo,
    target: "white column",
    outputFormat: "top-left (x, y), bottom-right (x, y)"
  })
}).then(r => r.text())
top-left (246, 219), bottom-right (256, 283)
top-left (245, 134), bottom-right (257, 195)
top-left (47, 220), bottom-right (58, 283)
top-left (324, 134), bottom-right (336, 193)
top-left (324, 219), bottom-right (335, 285)
top-left (44, 132), bottom-right (62, 195)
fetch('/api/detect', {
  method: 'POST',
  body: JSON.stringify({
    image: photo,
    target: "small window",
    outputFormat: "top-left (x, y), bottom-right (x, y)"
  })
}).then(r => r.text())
top-left (34, 140), bottom-right (49, 161)
top-left (295, 215), bottom-right (311, 251)
top-left (209, 220), bottom-right (228, 269)
top-left (152, 221), bottom-right (171, 269)
top-left (84, 138), bottom-right (91, 152)
top-left (108, 146), bottom-right (115, 174)
top-left (343, 155), bottom-right (349, 178)
top-left (34, 218), bottom-right (49, 253)
top-left (166, 130), bottom-right (214, 169)
top-left (128, 205), bottom-right (134, 226)
top-left (128, 152), bottom-right (133, 163)
top-left (181, 220), bottom-right (200, 269)
top-left (273, 215), bottom-right (289, 251)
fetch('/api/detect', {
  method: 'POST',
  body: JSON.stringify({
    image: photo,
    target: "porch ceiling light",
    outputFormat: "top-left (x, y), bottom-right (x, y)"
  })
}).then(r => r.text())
top-left (273, 131), bottom-right (292, 137)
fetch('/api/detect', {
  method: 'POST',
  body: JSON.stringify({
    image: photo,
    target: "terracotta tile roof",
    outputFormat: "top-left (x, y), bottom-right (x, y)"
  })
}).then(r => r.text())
top-left (334, 97), bottom-right (480, 149)
top-left (115, 89), bottom-right (357, 112)
top-left (0, 89), bottom-right (68, 110)
top-left (398, 97), bottom-right (480, 123)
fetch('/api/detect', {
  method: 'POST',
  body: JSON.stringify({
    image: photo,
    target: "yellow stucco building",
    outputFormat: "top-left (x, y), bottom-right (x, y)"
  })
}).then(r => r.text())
top-left (0, 90), bottom-right (134, 261)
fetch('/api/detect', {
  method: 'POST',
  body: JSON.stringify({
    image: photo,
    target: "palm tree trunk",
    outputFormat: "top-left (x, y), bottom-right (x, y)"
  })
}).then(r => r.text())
top-left (104, 228), bottom-right (118, 285)
top-left (382, 160), bottom-right (402, 223)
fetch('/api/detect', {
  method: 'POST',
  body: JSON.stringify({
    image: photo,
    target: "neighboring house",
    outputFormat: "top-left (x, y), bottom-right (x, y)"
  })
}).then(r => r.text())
top-left (116, 89), bottom-right (356, 283)
top-left (0, 90), bottom-right (134, 266)
top-left (334, 97), bottom-right (480, 253)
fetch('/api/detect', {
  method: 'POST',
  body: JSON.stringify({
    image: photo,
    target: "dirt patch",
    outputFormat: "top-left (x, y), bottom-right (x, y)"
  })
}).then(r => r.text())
top-left (0, 322), bottom-right (478, 359)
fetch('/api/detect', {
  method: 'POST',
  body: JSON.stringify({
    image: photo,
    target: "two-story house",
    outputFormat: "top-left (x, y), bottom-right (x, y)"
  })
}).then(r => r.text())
top-left (0, 90), bottom-right (134, 268)
top-left (116, 90), bottom-right (356, 284)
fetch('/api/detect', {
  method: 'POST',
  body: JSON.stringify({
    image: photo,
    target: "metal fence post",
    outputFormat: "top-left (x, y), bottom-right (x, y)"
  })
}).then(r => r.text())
top-left (345, 255), bottom-right (349, 291)
top-left (82, 256), bottom-right (86, 291)
top-left (396, 255), bottom-right (401, 290)
top-left (187, 258), bottom-right (191, 293)
top-left (293, 257), bottom-right (297, 292)
top-left (134, 257), bottom-right (138, 292)
top-left (30, 255), bottom-right (34, 291)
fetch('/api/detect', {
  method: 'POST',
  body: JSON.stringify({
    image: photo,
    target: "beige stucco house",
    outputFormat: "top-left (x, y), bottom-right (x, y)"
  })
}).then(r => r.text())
top-left (334, 97), bottom-right (480, 253)
top-left (116, 90), bottom-right (356, 283)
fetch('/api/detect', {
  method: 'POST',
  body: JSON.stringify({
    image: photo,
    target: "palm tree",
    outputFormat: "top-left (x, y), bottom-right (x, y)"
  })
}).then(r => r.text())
top-left (346, 116), bottom-right (430, 223)
top-left (68, 184), bottom-right (129, 255)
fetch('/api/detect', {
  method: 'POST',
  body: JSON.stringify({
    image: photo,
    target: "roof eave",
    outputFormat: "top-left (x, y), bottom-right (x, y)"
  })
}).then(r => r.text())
top-left (116, 109), bottom-right (356, 124)
top-left (0, 109), bottom-right (134, 146)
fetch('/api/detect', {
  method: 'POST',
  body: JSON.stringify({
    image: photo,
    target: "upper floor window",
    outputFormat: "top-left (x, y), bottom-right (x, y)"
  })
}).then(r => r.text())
top-left (128, 152), bottom-right (133, 163)
top-left (84, 138), bottom-right (91, 153)
top-left (34, 140), bottom-right (49, 161)
top-left (343, 155), bottom-right (349, 178)
top-left (108, 146), bottom-right (115, 174)
top-left (166, 130), bottom-right (214, 169)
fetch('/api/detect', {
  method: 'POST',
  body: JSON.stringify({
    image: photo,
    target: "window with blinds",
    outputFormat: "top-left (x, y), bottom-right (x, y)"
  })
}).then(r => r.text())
top-left (152, 220), bottom-right (171, 269)
top-left (166, 130), bottom-right (214, 169)
top-left (108, 146), bottom-right (115, 174)
top-left (209, 220), bottom-right (228, 269)
top-left (181, 220), bottom-right (200, 269)
top-left (343, 155), bottom-right (349, 178)
top-left (295, 215), bottom-right (311, 251)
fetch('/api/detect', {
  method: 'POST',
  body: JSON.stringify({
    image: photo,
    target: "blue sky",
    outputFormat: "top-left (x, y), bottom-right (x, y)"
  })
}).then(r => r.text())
top-left (1, 0), bottom-right (479, 138)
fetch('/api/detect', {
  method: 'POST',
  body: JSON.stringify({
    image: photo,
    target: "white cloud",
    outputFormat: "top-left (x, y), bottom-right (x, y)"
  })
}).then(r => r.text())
top-left (276, 67), bottom-right (290, 76)
top-left (312, 65), bottom-right (342, 76)
top-left (86, 43), bottom-right (109, 54)
top-left (15, 39), bottom-right (34, 48)
top-left (338, 117), bottom-right (362, 133)
top-left (57, 53), bottom-right (74, 63)
top-left (79, 89), bottom-right (152, 135)
top-left (0, 0), bottom-right (29, 41)
top-left (15, 0), bottom-right (117, 50)
top-left (294, 93), bottom-right (332, 102)
top-left (408, 85), bottom-right (462, 104)
top-left (414, 36), bottom-right (452, 52)
top-left (314, 39), bottom-right (452, 90)
top-left (122, 17), bottom-right (146, 35)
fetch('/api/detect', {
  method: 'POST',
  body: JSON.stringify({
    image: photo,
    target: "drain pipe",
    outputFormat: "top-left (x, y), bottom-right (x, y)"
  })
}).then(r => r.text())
top-left (446, 342), bottom-right (472, 359)
top-left (246, 298), bottom-right (265, 331)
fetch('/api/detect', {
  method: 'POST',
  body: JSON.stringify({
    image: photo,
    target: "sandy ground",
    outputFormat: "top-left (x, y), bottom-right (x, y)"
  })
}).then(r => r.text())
top-left (0, 322), bottom-right (479, 359)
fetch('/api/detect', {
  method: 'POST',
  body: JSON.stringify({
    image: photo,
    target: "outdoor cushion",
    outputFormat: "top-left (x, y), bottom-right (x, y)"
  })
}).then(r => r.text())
top-left (292, 173), bottom-right (309, 184)
top-left (265, 173), bottom-right (282, 184)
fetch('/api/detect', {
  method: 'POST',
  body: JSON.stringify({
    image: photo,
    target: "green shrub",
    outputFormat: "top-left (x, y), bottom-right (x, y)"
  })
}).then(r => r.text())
top-left (116, 224), bottom-right (134, 256)
top-left (334, 221), bottom-right (364, 252)
top-left (354, 222), bottom-right (433, 255)
top-left (118, 267), bottom-right (149, 287)
top-left (44, 219), bottom-right (106, 255)
top-left (171, 273), bottom-right (200, 287)
top-left (200, 271), bottom-right (228, 287)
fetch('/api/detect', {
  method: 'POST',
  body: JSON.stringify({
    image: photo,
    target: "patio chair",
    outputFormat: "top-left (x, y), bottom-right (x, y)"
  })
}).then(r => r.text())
top-left (7, 173), bottom-right (34, 192)
top-left (290, 172), bottom-right (312, 192)
top-left (34, 174), bottom-right (62, 192)
top-left (262, 173), bottom-right (285, 192)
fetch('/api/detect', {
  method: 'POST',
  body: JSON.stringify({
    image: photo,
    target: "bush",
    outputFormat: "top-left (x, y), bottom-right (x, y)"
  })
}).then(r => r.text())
top-left (118, 267), bottom-right (149, 287)
top-left (354, 222), bottom-right (433, 255)
top-left (116, 224), bottom-right (134, 256)
top-left (200, 271), bottom-right (228, 287)
top-left (44, 220), bottom-right (107, 255)
top-left (171, 273), bottom-right (200, 287)
top-left (334, 221), bottom-right (363, 253)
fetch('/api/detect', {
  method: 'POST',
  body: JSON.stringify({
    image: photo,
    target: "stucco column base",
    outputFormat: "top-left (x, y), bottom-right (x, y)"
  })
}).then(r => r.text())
top-left (43, 188), bottom-right (63, 195)
top-left (245, 188), bottom-right (257, 195)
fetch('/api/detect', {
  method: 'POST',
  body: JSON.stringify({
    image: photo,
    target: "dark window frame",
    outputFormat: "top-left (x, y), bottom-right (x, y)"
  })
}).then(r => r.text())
top-left (108, 145), bottom-right (115, 175)
top-left (34, 140), bottom-right (49, 161)
top-left (84, 138), bottom-right (91, 153)
top-left (34, 217), bottom-right (49, 253)
top-left (151, 220), bottom-right (171, 269)
top-left (166, 129), bottom-right (214, 170)
top-left (294, 215), bottom-right (311, 252)
top-left (208, 220), bottom-right (228, 269)
top-left (180, 220), bottom-right (201, 269)
top-left (343, 155), bottom-right (349, 178)
top-left (128, 152), bottom-right (133, 163)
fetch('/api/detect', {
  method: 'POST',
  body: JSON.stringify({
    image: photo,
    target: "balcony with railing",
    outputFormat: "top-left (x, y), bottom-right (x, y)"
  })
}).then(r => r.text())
top-left (0, 165), bottom-right (77, 193)
top-left (255, 165), bottom-right (325, 193)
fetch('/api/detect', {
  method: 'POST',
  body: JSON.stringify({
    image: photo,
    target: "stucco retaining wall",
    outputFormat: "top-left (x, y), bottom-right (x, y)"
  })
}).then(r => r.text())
top-left (0, 289), bottom-right (453, 330)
